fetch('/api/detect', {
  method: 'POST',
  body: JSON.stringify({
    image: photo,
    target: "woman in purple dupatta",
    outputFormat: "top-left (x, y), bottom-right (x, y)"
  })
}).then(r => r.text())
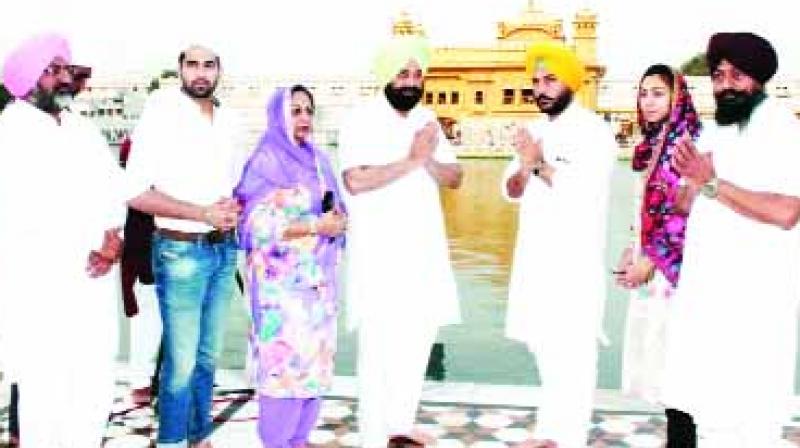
top-left (615, 64), bottom-right (701, 446)
top-left (234, 85), bottom-right (347, 448)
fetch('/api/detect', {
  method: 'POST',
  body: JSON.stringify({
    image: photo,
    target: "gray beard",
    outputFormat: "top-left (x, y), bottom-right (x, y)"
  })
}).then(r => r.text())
top-left (29, 88), bottom-right (73, 114)
top-left (53, 93), bottom-right (74, 111)
top-left (30, 89), bottom-right (60, 114)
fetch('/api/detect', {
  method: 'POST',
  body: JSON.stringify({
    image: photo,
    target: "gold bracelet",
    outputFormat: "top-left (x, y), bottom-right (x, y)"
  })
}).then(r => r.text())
top-left (308, 220), bottom-right (318, 235)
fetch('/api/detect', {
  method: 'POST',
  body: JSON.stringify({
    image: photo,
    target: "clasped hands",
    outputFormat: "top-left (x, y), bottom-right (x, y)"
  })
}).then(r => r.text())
top-left (512, 126), bottom-right (544, 171)
top-left (202, 197), bottom-right (241, 231)
top-left (408, 121), bottom-right (440, 166)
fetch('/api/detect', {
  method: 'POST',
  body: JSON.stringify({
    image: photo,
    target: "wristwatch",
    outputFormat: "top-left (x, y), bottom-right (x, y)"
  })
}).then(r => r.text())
top-left (700, 176), bottom-right (719, 199)
top-left (530, 160), bottom-right (545, 177)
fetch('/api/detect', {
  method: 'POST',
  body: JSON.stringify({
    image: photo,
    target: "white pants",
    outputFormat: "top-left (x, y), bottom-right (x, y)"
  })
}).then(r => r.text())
top-left (357, 320), bottom-right (437, 448)
top-left (17, 354), bottom-right (116, 447)
top-left (14, 273), bottom-right (119, 447)
top-left (530, 329), bottom-right (598, 448)
top-left (127, 282), bottom-right (162, 388)
top-left (621, 273), bottom-right (671, 403)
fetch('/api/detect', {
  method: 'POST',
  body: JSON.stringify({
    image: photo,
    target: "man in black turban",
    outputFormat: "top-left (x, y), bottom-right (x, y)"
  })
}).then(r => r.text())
top-left (661, 32), bottom-right (800, 446)
top-left (706, 32), bottom-right (777, 125)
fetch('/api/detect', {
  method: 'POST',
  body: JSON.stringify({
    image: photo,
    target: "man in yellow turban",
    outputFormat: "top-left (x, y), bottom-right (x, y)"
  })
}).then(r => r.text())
top-left (339, 34), bottom-right (463, 447)
top-left (503, 40), bottom-right (616, 448)
top-left (525, 40), bottom-right (586, 93)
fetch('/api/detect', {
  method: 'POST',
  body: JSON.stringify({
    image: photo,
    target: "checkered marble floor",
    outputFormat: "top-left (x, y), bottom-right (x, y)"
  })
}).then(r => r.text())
top-left (99, 387), bottom-right (671, 448)
top-left (4, 376), bottom-right (800, 447)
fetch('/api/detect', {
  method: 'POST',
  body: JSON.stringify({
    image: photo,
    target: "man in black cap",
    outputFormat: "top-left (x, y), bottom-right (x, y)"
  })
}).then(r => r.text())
top-left (660, 32), bottom-right (800, 446)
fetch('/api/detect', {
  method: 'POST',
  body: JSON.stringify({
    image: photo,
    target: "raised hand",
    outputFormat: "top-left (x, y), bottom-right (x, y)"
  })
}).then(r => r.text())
top-left (512, 126), bottom-right (543, 169)
top-left (672, 133), bottom-right (714, 189)
top-left (408, 122), bottom-right (439, 164)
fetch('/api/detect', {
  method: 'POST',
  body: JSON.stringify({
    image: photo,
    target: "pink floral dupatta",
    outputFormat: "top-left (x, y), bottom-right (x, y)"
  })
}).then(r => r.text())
top-left (632, 71), bottom-right (701, 286)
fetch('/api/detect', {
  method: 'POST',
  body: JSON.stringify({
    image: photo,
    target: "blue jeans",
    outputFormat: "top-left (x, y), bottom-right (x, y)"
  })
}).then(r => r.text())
top-left (152, 232), bottom-right (238, 446)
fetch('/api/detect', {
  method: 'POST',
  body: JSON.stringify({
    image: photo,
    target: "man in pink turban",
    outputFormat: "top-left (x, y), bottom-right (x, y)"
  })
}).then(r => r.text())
top-left (0, 33), bottom-right (125, 447)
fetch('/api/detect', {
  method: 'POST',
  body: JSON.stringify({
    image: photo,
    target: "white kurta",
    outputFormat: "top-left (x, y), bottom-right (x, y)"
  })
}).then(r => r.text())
top-left (503, 102), bottom-right (615, 447)
top-left (0, 102), bottom-right (125, 447)
top-left (661, 98), bottom-right (800, 446)
top-left (338, 96), bottom-right (460, 331)
top-left (338, 96), bottom-right (461, 447)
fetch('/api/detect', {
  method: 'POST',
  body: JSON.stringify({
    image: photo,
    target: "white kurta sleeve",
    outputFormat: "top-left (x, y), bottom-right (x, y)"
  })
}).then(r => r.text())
top-left (337, 109), bottom-right (372, 172)
top-left (433, 126), bottom-right (458, 164)
top-left (763, 106), bottom-right (800, 199)
top-left (66, 114), bottom-right (127, 232)
top-left (90, 128), bottom-right (127, 230)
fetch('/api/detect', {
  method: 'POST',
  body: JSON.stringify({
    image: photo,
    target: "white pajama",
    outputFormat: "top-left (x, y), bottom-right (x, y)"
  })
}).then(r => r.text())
top-left (16, 272), bottom-right (119, 447)
top-left (357, 319), bottom-right (437, 447)
top-left (127, 282), bottom-right (162, 388)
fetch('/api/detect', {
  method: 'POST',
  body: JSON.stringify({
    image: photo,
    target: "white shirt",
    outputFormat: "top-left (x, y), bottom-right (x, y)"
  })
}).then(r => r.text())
top-left (502, 102), bottom-right (616, 348)
top-left (124, 87), bottom-right (248, 232)
top-left (338, 96), bottom-right (461, 331)
top-left (661, 97), bottom-right (800, 422)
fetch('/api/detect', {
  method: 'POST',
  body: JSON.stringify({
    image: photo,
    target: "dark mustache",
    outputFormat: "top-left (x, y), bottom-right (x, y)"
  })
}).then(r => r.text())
top-left (396, 88), bottom-right (419, 96)
top-left (716, 89), bottom-right (745, 99)
top-left (55, 83), bottom-right (73, 94)
top-left (535, 94), bottom-right (554, 102)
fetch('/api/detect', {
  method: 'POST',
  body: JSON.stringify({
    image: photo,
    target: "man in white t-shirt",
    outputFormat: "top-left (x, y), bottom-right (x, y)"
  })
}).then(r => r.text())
top-left (662, 32), bottom-right (800, 447)
top-left (338, 35), bottom-right (463, 448)
top-left (125, 44), bottom-right (248, 448)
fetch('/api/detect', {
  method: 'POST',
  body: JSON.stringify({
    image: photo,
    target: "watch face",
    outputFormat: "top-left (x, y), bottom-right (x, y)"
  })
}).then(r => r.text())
top-left (701, 178), bottom-right (718, 198)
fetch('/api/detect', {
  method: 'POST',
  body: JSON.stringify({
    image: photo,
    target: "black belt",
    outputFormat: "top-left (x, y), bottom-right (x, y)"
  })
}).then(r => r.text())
top-left (157, 228), bottom-right (234, 244)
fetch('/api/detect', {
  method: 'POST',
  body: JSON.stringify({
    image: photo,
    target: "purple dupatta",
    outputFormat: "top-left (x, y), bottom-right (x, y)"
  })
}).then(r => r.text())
top-left (234, 87), bottom-right (346, 252)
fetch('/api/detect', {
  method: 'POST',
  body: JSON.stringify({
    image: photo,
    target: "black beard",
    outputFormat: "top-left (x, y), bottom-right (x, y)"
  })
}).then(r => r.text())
top-left (714, 89), bottom-right (766, 126)
top-left (181, 77), bottom-right (218, 99)
top-left (384, 84), bottom-right (422, 112)
top-left (535, 90), bottom-right (573, 117)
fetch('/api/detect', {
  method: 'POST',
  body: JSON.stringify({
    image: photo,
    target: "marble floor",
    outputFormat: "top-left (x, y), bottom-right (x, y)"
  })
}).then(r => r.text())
top-left (3, 369), bottom-right (800, 447)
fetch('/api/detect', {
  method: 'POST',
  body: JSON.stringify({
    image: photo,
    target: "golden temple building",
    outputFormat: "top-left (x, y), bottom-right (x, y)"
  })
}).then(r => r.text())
top-left (393, 1), bottom-right (604, 139)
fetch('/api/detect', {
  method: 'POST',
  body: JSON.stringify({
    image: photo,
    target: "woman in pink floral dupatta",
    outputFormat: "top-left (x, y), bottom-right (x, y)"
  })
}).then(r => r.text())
top-left (615, 64), bottom-right (701, 447)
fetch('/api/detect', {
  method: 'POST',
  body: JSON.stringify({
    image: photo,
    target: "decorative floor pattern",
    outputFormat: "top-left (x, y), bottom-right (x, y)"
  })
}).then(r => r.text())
top-left (3, 381), bottom-right (800, 447)
top-left (99, 388), bottom-right (670, 447)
